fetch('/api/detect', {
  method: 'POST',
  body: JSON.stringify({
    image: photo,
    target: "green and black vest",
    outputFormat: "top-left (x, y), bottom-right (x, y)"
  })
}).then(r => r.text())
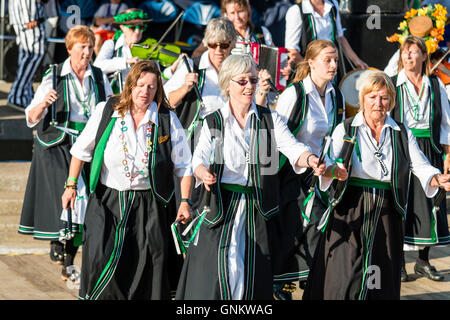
top-left (391, 74), bottom-right (443, 154)
top-left (89, 97), bottom-right (174, 205)
top-left (298, 1), bottom-right (339, 57)
top-left (203, 105), bottom-right (280, 228)
top-left (334, 116), bottom-right (411, 218)
top-left (36, 64), bottom-right (106, 149)
top-left (278, 80), bottom-right (344, 171)
top-left (174, 56), bottom-right (206, 134)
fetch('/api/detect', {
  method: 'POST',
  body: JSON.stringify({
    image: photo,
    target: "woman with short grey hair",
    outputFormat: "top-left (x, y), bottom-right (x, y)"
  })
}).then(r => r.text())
top-left (175, 54), bottom-right (330, 300)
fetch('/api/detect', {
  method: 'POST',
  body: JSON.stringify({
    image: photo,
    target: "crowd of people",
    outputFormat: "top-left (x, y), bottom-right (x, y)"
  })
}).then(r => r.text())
top-left (7, 0), bottom-right (450, 300)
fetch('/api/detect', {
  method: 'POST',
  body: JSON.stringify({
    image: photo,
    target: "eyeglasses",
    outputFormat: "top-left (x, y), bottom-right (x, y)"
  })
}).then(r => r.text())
top-left (207, 42), bottom-right (231, 49)
top-left (125, 24), bottom-right (147, 32)
top-left (230, 78), bottom-right (258, 86)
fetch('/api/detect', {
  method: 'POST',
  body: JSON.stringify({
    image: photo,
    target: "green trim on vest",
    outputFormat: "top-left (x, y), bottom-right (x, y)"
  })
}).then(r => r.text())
top-left (410, 128), bottom-right (431, 138)
top-left (90, 117), bottom-right (117, 193)
top-left (221, 183), bottom-right (253, 194)
top-left (68, 121), bottom-right (87, 132)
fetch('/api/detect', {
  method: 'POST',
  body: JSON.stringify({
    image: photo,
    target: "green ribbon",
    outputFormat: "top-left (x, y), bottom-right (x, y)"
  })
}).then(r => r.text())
top-left (301, 191), bottom-right (314, 223)
top-left (221, 183), bottom-right (253, 194)
top-left (410, 128), bottom-right (431, 138)
top-left (348, 177), bottom-right (391, 190)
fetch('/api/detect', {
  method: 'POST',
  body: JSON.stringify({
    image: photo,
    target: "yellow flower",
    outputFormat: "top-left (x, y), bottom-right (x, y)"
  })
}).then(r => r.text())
top-left (425, 38), bottom-right (438, 54)
top-left (418, 8), bottom-right (428, 16)
top-left (435, 4), bottom-right (444, 12)
top-left (399, 20), bottom-right (408, 31)
top-left (436, 19), bottom-right (445, 29)
top-left (398, 34), bottom-right (407, 45)
top-left (405, 8), bottom-right (418, 19)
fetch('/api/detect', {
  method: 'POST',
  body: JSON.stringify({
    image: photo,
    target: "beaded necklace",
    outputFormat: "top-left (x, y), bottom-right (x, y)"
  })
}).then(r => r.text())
top-left (69, 73), bottom-right (94, 119)
top-left (118, 117), bottom-right (153, 182)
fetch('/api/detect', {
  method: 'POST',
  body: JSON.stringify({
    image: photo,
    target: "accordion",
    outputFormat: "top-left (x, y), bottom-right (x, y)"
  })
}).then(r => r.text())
top-left (249, 43), bottom-right (289, 91)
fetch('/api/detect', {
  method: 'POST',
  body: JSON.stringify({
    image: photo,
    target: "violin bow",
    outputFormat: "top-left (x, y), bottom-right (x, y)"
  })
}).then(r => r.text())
top-left (430, 48), bottom-right (450, 74)
top-left (147, 10), bottom-right (184, 58)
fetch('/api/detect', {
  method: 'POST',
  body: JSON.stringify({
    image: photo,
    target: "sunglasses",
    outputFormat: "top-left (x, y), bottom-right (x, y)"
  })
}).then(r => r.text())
top-left (230, 78), bottom-right (258, 86)
top-left (125, 24), bottom-right (147, 31)
top-left (207, 42), bottom-right (231, 49)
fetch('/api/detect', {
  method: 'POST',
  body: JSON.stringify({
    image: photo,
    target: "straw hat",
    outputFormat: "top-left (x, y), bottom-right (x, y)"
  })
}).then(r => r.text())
top-left (409, 16), bottom-right (433, 37)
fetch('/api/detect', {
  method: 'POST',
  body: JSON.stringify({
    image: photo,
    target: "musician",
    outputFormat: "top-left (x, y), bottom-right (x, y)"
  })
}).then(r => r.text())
top-left (19, 25), bottom-right (112, 281)
top-left (303, 71), bottom-right (450, 300)
top-left (285, 0), bottom-right (367, 70)
top-left (62, 60), bottom-right (193, 300)
top-left (271, 39), bottom-right (345, 299)
top-left (391, 36), bottom-right (450, 282)
top-left (175, 54), bottom-right (326, 300)
top-left (94, 8), bottom-right (151, 93)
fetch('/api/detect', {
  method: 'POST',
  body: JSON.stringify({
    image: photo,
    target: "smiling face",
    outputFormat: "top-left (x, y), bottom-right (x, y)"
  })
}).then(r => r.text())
top-left (401, 43), bottom-right (427, 74)
top-left (225, 3), bottom-right (249, 31)
top-left (131, 72), bottom-right (158, 110)
top-left (227, 70), bottom-right (258, 107)
top-left (362, 86), bottom-right (391, 123)
top-left (68, 40), bottom-right (94, 70)
top-left (308, 46), bottom-right (338, 81)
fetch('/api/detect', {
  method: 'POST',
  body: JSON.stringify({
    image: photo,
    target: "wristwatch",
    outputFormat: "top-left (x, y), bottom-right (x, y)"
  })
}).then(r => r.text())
top-left (180, 198), bottom-right (193, 206)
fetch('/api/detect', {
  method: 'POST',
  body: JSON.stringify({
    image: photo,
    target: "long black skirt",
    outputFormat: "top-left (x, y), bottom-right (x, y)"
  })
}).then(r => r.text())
top-left (19, 139), bottom-right (72, 240)
top-left (79, 183), bottom-right (183, 300)
top-left (404, 137), bottom-right (450, 246)
top-left (303, 186), bottom-right (403, 300)
top-left (269, 166), bottom-right (327, 283)
top-left (175, 188), bottom-right (273, 300)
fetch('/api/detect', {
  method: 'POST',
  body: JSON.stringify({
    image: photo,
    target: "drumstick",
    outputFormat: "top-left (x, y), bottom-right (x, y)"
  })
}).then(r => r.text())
top-left (254, 62), bottom-right (280, 95)
top-left (49, 64), bottom-right (57, 126)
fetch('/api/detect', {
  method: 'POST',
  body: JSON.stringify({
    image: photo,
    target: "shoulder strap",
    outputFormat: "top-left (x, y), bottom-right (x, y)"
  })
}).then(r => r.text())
top-left (91, 65), bottom-right (107, 102)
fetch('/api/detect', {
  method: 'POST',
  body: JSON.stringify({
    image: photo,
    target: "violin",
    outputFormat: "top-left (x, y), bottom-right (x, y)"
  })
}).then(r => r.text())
top-left (430, 48), bottom-right (450, 85)
top-left (131, 38), bottom-right (181, 68)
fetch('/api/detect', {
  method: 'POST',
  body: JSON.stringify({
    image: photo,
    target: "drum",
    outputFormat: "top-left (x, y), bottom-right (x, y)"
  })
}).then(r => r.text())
top-left (339, 67), bottom-right (379, 118)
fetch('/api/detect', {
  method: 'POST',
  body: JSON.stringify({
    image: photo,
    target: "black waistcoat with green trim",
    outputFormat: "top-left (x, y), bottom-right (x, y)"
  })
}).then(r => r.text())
top-left (278, 80), bottom-right (344, 172)
top-left (202, 105), bottom-right (280, 228)
top-left (36, 64), bottom-right (106, 149)
top-left (90, 97), bottom-right (174, 204)
top-left (335, 116), bottom-right (411, 218)
top-left (174, 56), bottom-right (205, 130)
top-left (390, 74), bottom-right (443, 154)
top-left (298, 2), bottom-right (339, 57)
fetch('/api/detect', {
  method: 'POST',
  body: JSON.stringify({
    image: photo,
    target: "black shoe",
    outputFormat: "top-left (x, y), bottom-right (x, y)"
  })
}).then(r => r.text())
top-left (414, 263), bottom-right (444, 281)
top-left (50, 242), bottom-right (64, 265)
top-left (401, 267), bottom-right (411, 282)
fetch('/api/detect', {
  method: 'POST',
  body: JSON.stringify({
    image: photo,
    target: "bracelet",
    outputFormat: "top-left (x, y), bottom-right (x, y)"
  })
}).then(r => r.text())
top-left (306, 153), bottom-right (317, 167)
top-left (331, 165), bottom-right (337, 180)
top-left (67, 177), bottom-right (77, 184)
top-left (64, 183), bottom-right (77, 190)
top-left (180, 198), bottom-right (192, 206)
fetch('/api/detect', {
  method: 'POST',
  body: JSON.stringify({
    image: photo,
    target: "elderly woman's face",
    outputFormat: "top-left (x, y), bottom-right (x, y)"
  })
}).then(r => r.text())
top-left (225, 3), bottom-right (249, 30)
top-left (207, 40), bottom-right (233, 68)
top-left (121, 25), bottom-right (143, 45)
top-left (401, 44), bottom-right (426, 73)
top-left (132, 72), bottom-right (158, 109)
top-left (68, 40), bottom-right (94, 70)
top-left (363, 86), bottom-right (391, 122)
top-left (227, 70), bottom-right (258, 106)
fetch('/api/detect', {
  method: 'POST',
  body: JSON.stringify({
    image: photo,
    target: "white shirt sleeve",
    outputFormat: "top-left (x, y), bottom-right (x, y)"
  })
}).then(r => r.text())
top-left (25, 69), bottom-right (53, 127)
top-left (191, 121), bottom-right (213, 187)
top-left (169, 111), bottom-right (193, 177)
top-left (70, 101), bottom-right (107, 162)
top-left (319, 122), bottom-right (345, 191)
top-left (271, 111), bottom-right (311, 174)
top-left (261, 26), bottom-right (274, 46)
top-left (274, 85), bottom-right (297, 124)
top-left (163, 57), bottom-right (192, 102)
top-left (94, 40), bottom-right (128, 75)
top-left (437, 78), bottom-right (450, 146)
top-left (284, 4), bottom-right (302, 51)
top-left (332, 0), bottom-right (344, 38)
top-left (384, 50), bottom-right (400, 77)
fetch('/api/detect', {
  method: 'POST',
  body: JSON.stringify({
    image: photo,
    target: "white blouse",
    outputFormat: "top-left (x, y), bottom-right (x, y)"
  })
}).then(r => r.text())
top-left (275, 75), bottom-right (345, 155)
top-left (394, 70), bottom-right (450, 145)
top-left (321, 112), bottom-right (441, 197)
top-left (163, 50), bottom-right (225, 119)
top-left (192, 101), bottom-right (311, 187)
top-left (70, 101), bottom-right (192, 191)
top-left (25, 58), bottom-right (113, 127)
top-left (285, 0), bottom-right (344, 52)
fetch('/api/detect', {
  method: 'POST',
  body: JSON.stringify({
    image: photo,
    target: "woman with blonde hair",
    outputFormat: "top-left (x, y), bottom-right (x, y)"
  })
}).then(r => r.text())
top-left (270, 39), bottom-right (345, 299)
top-left (303, 71), bottom-right (450, 299)
top-left (175, 54), bottom-right (328, 300)
top-left (19, 25), bottom-right (112, 280)
top-left (62, 60), bottom-right (193, 299)
top-left (391, 35), bottom-right (450, 282)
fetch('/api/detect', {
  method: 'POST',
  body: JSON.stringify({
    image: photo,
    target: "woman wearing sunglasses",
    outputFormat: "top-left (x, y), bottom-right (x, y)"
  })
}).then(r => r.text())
top-left (175, 54), bottom-right (327, 300)
top-left (94, 9), bottom-right (152, 93)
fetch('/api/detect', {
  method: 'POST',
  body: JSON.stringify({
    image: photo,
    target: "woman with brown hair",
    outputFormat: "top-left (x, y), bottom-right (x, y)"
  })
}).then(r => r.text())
top-left (391, 35), bottom-right (450, 282)
top-left (303, 71), bottom-right (450, 300)
top-left (19, 25), bottom-right (112, 279)
top-left (62, 60), bottom-right (193, 300)
top-left (270, 39), bottom-right (346, 299)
